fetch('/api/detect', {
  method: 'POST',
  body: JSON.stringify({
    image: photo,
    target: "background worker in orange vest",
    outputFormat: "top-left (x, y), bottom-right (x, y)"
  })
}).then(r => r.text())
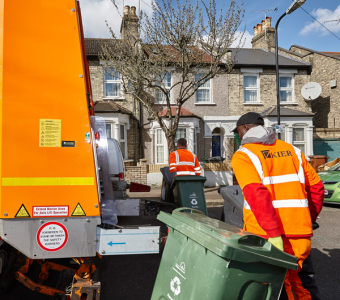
top-left (169, 138), bottom-right (202, 177)
top-left (231, 112), bottom-right (324, 300)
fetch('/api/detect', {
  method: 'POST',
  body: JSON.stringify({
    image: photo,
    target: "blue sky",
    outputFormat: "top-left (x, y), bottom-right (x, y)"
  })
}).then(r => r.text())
top-left (79, 0), bottom-right (340, 52)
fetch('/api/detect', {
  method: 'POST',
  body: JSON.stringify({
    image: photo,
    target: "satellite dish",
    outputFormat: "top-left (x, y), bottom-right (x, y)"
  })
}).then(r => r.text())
top-left (301, 82), bottom-right (322, 100)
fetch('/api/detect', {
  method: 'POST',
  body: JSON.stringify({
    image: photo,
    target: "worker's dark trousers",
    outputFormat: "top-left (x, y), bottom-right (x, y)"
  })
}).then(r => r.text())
top-left (279, 253), bottom-right (322, 300)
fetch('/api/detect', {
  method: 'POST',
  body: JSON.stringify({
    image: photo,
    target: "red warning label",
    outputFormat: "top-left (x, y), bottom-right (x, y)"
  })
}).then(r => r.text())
top-left (33, 206), bottom-right (69, 217)
top-left (37, 222), bottom-right (68, 252)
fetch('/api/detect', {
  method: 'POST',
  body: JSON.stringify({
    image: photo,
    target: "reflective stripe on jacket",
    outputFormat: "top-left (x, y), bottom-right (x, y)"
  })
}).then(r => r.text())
top-left (232, 139), bottom-right (319, 237)
top-left (169, 149), bottom-right (202, 176)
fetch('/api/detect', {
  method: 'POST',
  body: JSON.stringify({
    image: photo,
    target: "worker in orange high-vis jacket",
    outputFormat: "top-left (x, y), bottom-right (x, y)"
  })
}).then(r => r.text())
top-left (169, 138), bottom-right (202, 177)
top-left (231, 112), bottom-right (324, 300)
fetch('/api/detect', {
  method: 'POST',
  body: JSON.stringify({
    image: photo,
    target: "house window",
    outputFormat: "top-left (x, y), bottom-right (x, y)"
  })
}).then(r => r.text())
top-left (280, 75), bottom-right (294, 102)
top-left (156, 129), bottom-right (165, 164)
top-left (119, 124), bottom-right (126, 159)
top-left (293, 128), bottom-right (305, 153)
top-left (106, 124), bottom-right (112, 138)
top-left (156, 73), bottom-right (171, 103)
top-left (175, 128), bottom-right (187, 150)
top-left (104, 69), bottom-right (121, 98)
top-left (244, 74), bottom-right (259, 103)
top-left (195, 74), bottom-right (211, 103)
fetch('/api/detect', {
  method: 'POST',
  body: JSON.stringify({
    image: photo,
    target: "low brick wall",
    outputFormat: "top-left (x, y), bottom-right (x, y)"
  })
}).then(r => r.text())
top-left (203, 160), bottom-right (232, 172)
top-left (125, 159), bottom-right (148, 185)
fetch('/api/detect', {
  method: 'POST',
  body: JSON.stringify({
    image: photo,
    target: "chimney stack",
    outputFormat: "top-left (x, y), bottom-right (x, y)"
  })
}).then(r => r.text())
top-left (120, 4), bottom-right (140, 41)
top-left (251, 16), bottom-right (275, 51)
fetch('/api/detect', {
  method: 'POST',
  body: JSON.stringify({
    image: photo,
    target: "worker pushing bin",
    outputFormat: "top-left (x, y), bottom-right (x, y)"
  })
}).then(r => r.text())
top-left (171, 176), bottom-right (208, 215)
top-left (151, 208), bottom-right (298, 300)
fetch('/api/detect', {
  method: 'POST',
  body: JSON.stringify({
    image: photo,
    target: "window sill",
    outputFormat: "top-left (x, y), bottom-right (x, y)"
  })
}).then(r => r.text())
top-left (280, 102), bottom-right (298, 105)
top-left (102, 97), bottom-right (125, 101)
top-left (243, 102), bottom-right (264, 105)
top-left (194, 103), bottom-right (216, 106)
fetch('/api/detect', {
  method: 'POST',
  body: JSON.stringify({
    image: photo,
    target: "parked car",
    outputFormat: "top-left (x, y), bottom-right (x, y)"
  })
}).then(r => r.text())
top-left (107, 138), bottom-right (127, 198)
top-left (318, 162), bottom-right (340, 204)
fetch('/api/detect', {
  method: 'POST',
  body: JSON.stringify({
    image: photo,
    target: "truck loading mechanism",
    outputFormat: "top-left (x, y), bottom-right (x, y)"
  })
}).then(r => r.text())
top-left (0, 1), bottom-right (159, 299)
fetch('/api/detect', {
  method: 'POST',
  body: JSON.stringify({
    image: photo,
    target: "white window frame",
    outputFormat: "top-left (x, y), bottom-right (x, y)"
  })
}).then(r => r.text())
top-left (103, 68), bottom-right (122, 99)
top-left (155, 128), bottom-right (166, 164)
top-left (279, 74), bottom-right (294, 103)
top-left (292, 127), bottom-right (306, 154)
top-left (195, 73), bottom-right (212, 103)
top-left (174, 128), bottom-right (187, 150)
top-left (155, 72), bottom-right (172, 104)
top-left (243, 73), bottom-right (260, 103)
top-left (119, 124), bottom-right (127, 159)
top-left (193, 129), bottom-right (197, 155)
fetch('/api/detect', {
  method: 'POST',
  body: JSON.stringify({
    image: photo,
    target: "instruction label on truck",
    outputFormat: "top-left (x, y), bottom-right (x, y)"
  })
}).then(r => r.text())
top-left (33, 206), bottom-right (69, 217)
top-left (37, 222), bottom-right (68, 251)
top-left (39, 119), bottom-right (61, 147)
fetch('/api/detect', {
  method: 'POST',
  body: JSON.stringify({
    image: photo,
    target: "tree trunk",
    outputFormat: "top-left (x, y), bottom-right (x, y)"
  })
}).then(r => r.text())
top-left (167, 135), bottom-right (176, 155)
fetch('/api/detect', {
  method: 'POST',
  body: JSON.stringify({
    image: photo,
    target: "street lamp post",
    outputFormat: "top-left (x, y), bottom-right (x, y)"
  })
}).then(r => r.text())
top-left (275, 0), bottom-right (306, 140)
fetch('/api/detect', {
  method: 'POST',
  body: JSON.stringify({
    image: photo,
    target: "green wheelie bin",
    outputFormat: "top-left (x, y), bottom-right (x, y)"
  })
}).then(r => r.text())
top-left (151, 208), bottom-right (298, 300)
top-left (171, 176), bottom-right (208, 215)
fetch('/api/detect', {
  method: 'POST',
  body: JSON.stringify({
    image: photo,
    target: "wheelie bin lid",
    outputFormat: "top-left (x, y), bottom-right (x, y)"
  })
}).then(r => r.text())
top-left (158, 208), bottom-right (298, 270)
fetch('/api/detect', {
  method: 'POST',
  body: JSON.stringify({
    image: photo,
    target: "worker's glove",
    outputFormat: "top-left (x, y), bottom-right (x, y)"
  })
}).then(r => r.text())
top-left (268, 236), bottom-right (284, 251)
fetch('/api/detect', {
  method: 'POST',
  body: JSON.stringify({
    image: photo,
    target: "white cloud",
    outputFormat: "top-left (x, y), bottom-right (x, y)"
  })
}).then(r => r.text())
top-left (300, 5), bottom-right (340, 36)
top-left (230, 30), bottom-right (254, 48)
top-left (78, 0), bottom-right (153, 38)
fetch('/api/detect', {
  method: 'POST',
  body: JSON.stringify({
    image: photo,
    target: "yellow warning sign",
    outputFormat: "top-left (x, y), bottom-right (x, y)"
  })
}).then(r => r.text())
top-left (15, 204), bottom-right (31, 218)
top-left (39, 119), bottom-right (61, 147)
top-left (71, 203), bottom-right (86, 216)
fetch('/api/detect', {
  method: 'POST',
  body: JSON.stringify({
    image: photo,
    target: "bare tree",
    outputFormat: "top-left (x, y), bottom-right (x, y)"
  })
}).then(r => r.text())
top-left (101, 0), bottom-right (244, 153)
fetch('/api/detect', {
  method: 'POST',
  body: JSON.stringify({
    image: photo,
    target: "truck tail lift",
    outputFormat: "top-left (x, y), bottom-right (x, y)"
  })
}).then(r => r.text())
top-left (0, 1), bottom-right (160, 299)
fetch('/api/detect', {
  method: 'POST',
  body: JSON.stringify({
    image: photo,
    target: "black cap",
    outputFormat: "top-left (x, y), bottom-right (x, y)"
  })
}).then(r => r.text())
top-left (232, 112), bottom-right (264, 133)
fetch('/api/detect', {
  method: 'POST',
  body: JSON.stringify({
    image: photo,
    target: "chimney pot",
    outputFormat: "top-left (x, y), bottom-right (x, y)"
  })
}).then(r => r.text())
top-left (124, 5), bottom-right (130, 15)
top-left (131, 6), bottom-right (136, 15)
top-left (253, 25), bottom-right (258, 36)
top-left (257, 23), bottom-right (262, 33)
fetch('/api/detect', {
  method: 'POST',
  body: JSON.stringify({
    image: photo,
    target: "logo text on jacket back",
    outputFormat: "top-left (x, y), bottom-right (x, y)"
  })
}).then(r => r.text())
top-left (261, 150), bottom-right (293, 159)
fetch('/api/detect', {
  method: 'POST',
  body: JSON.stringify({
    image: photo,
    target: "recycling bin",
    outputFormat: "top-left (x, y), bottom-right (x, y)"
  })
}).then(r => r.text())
top-left (218, 185), bottom-right (244, 228)
top-left (170, 176), bottom-right (208, 215)
top-left (151, 208), bottom-right (298, 300)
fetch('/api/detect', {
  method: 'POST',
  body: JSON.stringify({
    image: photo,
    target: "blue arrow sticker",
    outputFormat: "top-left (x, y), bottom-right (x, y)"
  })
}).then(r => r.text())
top-left (108, 241), bottom-right (126, 246)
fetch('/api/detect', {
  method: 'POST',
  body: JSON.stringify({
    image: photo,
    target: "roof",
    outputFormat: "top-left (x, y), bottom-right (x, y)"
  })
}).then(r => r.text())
top-left (85, 38), bottom-right (120, 56)
top-left (158, 107), bottom-right (201, 119)
top-left (261, 106), bottom-right (314, 118)
top-left (94, 101), bottom-right (136, 118)
top-left (321, 52), bottom-right (340, 58)
top-left (229, 48), bottom-right (310, 68)
top-left (85, 38), bottom-right (214, 64)
top-left (289, 45), bottom-right (340, 61)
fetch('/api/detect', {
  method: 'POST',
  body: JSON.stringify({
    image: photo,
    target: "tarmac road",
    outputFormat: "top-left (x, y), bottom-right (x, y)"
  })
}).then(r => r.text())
top-left (1, 200), bottom-right (339, 300)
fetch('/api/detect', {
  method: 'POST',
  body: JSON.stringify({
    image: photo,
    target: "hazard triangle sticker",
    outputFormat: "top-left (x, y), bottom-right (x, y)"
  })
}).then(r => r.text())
top-left (71, 203), bottom-right (86, 216)
top-left (15, 204), bottom-right (31, 218)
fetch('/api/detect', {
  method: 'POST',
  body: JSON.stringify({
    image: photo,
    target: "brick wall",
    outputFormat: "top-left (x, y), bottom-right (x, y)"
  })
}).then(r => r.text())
top-left (227, 68), bottom-right (311, 116)
top-left (127, 117), bottom-right (141, 163)
top-left (125, 159), bottom-right (148, 185)
top-left (289, 48), bottom-right (340, 130)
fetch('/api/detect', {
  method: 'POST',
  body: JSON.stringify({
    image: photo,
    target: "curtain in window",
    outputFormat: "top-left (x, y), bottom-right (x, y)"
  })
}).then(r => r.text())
top-left (156, 73), bottom-right (171, 103)
top-left (244, 76), bottom-right (258, 102)
top-left (280, 91), bottom-right (292, 102)
top-left (293, 128), bottom-right (304, 141)
top-left (156, 129), bottom-right (164, 163)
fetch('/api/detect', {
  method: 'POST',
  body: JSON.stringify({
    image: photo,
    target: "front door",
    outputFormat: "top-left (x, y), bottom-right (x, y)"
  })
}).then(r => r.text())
top-left (212, 135), bottom-right (221, 157)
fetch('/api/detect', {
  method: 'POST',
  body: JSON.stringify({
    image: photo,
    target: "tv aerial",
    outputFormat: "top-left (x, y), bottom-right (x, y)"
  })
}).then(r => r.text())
top-left (251, 8), bottom-right (278, 41)
top-left (301, 82), bottom-right (322, 101)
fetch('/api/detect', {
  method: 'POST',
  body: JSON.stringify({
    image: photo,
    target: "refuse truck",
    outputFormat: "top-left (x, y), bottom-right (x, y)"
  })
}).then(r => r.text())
top-left (0, 1), bottom-right (160, 299)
